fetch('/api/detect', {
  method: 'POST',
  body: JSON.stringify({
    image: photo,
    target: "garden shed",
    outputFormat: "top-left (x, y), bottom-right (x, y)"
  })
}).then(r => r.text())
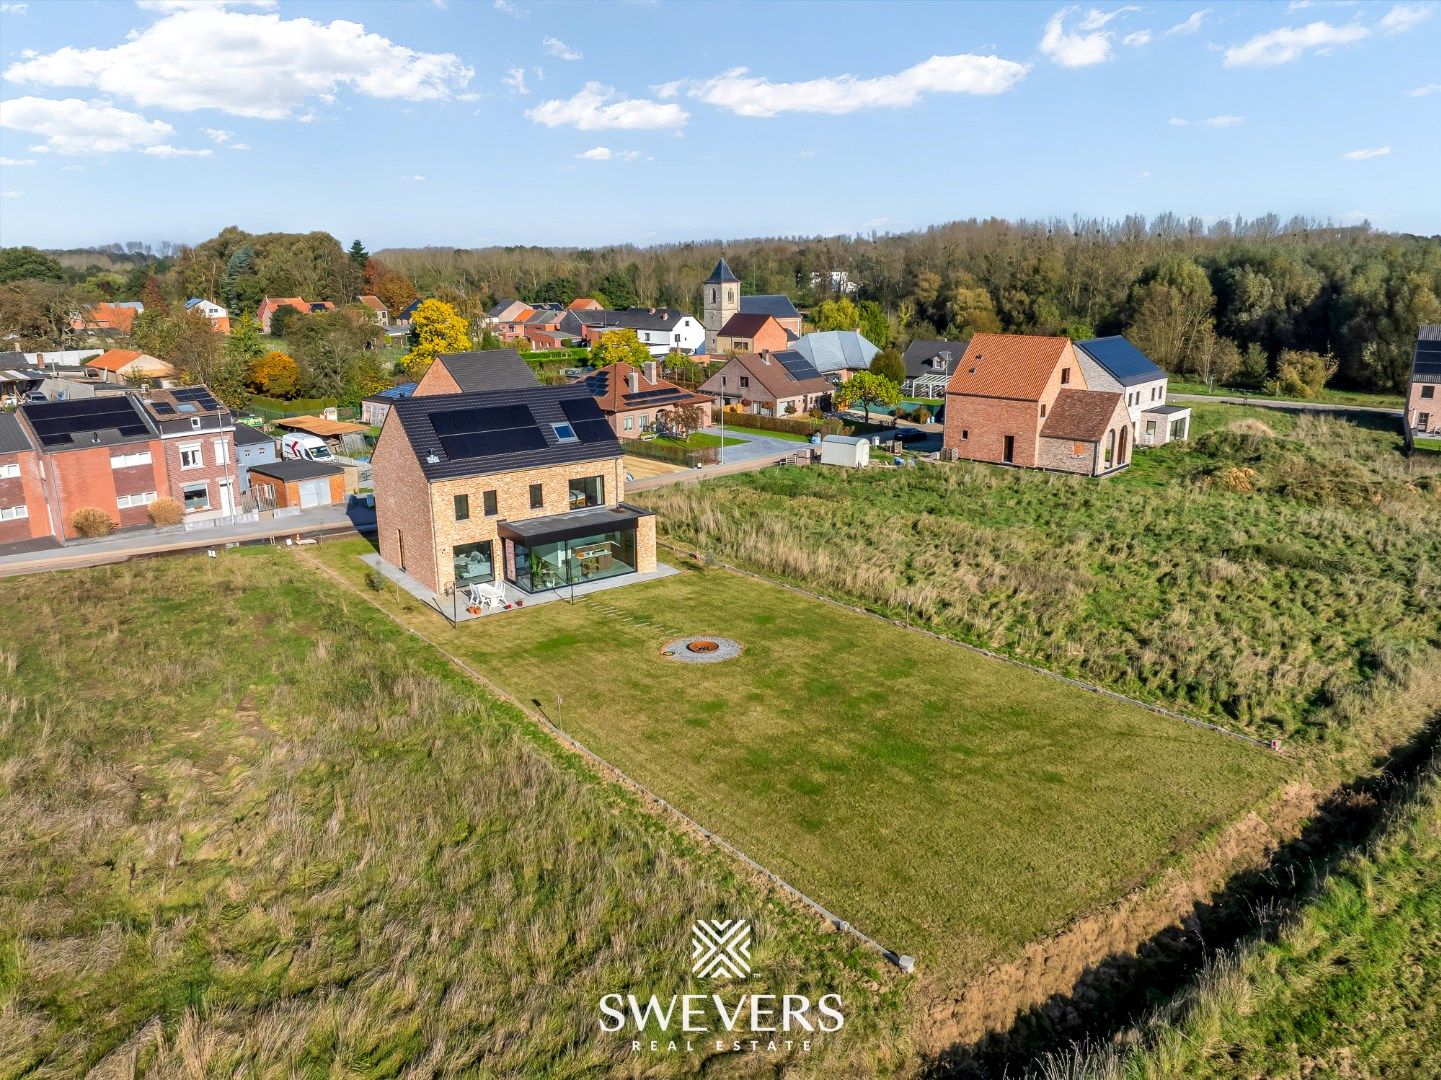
top-left (819, 434), bottom-right (870, 468)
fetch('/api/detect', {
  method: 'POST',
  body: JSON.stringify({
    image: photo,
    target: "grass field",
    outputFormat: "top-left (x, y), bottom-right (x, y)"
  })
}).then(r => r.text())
top-left (0, 551), bottom-right (909, 1078)
top-left (722, 425), bottom-right (814, 443)
top-left (1168, 379), bottom-right (1406, 410)
top-left (1061, 746), bottom-right (1441, 1079)
top-left (639, 405), bottom-right (1441, 751)
top-left (654, 432), bottom-right (743, 450)
top-left (316, 541), bottom-right (1286, 980)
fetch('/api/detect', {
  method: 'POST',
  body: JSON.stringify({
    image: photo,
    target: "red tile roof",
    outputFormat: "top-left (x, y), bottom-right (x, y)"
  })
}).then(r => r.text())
top-left (85, 348), bottom-right (145, 372)
top-left (80, 303), bottom-right (139, 334)
top-left (946, 333), bottom-right (1074, 402)
top-left (718, 312), bottom-right (780, 340)
top-left (358, 295), bottom-right (387, 311)
top-left (584, 361), bottom-right (709, 412)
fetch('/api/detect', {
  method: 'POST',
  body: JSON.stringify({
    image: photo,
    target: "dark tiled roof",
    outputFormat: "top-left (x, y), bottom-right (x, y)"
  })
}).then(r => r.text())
top-left (232, 424), bottom-right (277, 446)
top-left (436, 350), bottom-right (541, 393)
top-left (0, 351), bottom-right (27, 367)
top-left (704, 258), bottom-right (740, 284)
top-left (574, 307), bottom-right (693, 333)
top-left (740, 295), bottom-right (800, 320)
top-left (0, 412), bottom-right (35, 455)
top-left (1075, 336), bottom-right (1165, 387)
top-left (581, 362), bottom-right (709, 413)
top-left (717, 312), bottom-right (777, 340)
top-left (1041, 389), bottom-right (1125, 442)
top-left (249, 459), bottom-right (344, 481)
top-left (902, 338), bottom-right (969, 379)
top-left (389, 384), bottom-right (622, 482)
top-left (703, 352), bottom-right (832, 400)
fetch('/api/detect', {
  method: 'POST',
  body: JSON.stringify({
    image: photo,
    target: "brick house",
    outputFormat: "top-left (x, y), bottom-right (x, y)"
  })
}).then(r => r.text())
top-left (357, 295), bottom-right (389, 326)
top-left (83, 349), bottom-right (175, 385)
top-left (579, 359), bottom-right (713, 438)
top-left (715, 313), bottom-right (790, 356)
top-left (0, 413), bottom-right (51, 545)
top-left (698, 350), bottom-right (832, 417)
top-left (943, 333), bottom-right (1133, 475)
top-left (372, 383), bottom-right (656, 599)
top-left (134, 386), bottom-right (241, 516)
top-left (1409, 325), bottom-right (1441, 438)
top-left (1074, 336), bottom-right (1190, 447)
top-left (16, 395), bottom-right (170, 539)
top-left (739, 295), bottom-right (803, 339)
top-left (414, 350), bottom-right (542, 397)
top-left (248, 460), bottom-right (346, 509)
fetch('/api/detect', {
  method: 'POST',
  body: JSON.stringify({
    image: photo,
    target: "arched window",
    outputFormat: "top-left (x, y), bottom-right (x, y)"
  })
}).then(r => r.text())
top-left (1118, 425), bottom-right (1129, 465)
top-left (1104, 428), bottom-right (1116, 467)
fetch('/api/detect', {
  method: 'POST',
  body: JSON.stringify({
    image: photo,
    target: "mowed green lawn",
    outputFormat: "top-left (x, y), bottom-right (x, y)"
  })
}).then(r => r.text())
top-left (320, 541), bottom-right (1288, 976)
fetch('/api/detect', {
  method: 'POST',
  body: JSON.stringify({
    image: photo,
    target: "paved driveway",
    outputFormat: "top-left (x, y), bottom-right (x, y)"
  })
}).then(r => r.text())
top-left (703, 426), bottom-right (810, 464)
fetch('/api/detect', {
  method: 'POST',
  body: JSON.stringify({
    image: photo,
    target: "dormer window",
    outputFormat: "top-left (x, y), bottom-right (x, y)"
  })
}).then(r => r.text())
top-left (551, 422), bottom-right (578, 444)
top-left (1060, 367), bottom-right (1071, 385)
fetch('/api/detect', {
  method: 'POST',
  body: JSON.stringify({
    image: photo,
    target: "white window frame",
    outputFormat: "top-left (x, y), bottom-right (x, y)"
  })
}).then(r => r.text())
top-left (110, 450), bottom-right (152, 470)
top-left (0, 462), bottom-right (19, 479)
top-left (212, 437), bottom-right (229, 465)
top-left (181, 481), bottom-right (211, 511)
top-left (0, 503), bottom-right (28, 521)
top-left (116, 491), bottom-right (158, 509)
top-left (179, 442), bottom-right (204, 469)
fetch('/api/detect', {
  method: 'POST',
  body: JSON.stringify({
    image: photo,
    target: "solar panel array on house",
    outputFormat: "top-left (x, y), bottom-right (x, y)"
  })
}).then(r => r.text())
top-left (1413, 334), bottom-right (1441, 380)
top-left (431, 403), bottom-right (547, 459)
top-left (23, 397), bottom-right (151, 447)
top-left (559, 397), bottom-right (616, 443)
top-left (172, 386), bottom-right (222, 410)
top-left (774, 350), bottom-right (824, 382)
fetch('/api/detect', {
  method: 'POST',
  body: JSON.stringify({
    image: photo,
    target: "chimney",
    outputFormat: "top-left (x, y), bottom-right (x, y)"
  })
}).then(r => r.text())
top-left (760, 350), bottom-right (771, 365)
top-left (628, 370), bottom-right (640, 394)
top-left (643, 360), bottom-right (657, 384)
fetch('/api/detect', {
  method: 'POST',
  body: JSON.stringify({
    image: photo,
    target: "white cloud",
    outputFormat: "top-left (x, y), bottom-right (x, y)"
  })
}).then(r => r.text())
top-left (1122, 30), bottom-right (1151, 46)
top-left (136, 2), bottom-right (278, 10)
top-left (493, 0), bottom-right (522, 16)
top-left (860, 215), bottom-right (908, 233)
top-left (1379, 4), bottom-right (1433, 33)
top-left (3, 7), bottom-right (473, 119)
top-left (1040, 8), bottom-right (1115, 67)
top-left (0, 155), bottom-right (36, 165)
top-left (228, 142), bottom-right (250, 151)
top-left (1139, 169), bottom-right (1151, 177)
top-left (1077, 6), bottom-right (1138, 31)
top-left (403, 173), bottom-right (426, 180)
top-left (203, 127), bottom-right (233, 143)
top-left (0, 96), bottom-right (208, 156)
top-left (667, 53), bottom-right (1028, 118)
top-left (575, 146), bottom-right (639, 161)
top-left (0, 2), bottom-right (30, 14)
top-left (1223, 19), bottom-right (1369, 66)
top-left (542, 36), bottom-right (582, 61)
top-left (1, 190), bottom-right (21, 198)
top-left (1408, 83), bottom-right (1441, 96)
top-left (527, 81), bottom-right (688, 130)
top-left (503, 66), bottom-right (529, 94)
top-left (1342, 146), bottom-right (1390, 160)
top-left (1165, 10), bottom-right (1209, 36)
top-left (1171, 114), bottom-right (1245, 127)
top-left (61, 163), bottom-right (83, 170)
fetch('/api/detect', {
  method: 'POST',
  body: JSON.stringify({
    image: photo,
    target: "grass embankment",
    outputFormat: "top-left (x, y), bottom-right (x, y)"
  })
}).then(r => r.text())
top-left (1061, 746), bottom-right (1441, 1079)
top-left (1168, 379), bottom-right (1406, 411)
top-left (316, 541), bottom-right (1285, 980)
top-left (723, 425), bottom-right (813, 443)
top-left (0, 551), bottom-right (908, 1077)
top-left (638, 405), bottom-right (1441, 752)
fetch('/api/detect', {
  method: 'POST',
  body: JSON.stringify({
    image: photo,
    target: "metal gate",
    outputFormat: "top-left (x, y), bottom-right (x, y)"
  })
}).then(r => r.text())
top-left (298, 478), bottom-right (327, 508)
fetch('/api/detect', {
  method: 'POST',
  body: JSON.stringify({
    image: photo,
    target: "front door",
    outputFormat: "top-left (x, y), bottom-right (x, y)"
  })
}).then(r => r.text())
top-left (1003, 435), bottom-right (1015, 464)
top-left (218, 478), bottom-right (234, 515)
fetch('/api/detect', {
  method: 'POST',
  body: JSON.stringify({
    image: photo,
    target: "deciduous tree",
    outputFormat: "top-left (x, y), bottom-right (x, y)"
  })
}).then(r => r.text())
top-left (588, 328), bottom-right (651, 368)
top-left (401, 299), bottom-right (471, 378)
top-left (833, 370), bottom-right (900, 424)
top-left (247, 351), bottom-right (301, 398)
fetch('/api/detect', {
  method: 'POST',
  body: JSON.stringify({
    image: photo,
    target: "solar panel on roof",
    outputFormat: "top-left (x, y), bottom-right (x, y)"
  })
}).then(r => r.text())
top-left (151, 402), bottom-right (175, 415)
top-left (777, 353), bottom-right (823, 381)
top-left (568, 419), bottom-right (615, 443)
top-left (558, 397), bottom-right (607, 424)
top-left (430, 404), bottom-right (534, 436)
top-left (439, 426), bottom-right (547, 460)
top-left (25, 398), bottom-right (149, 445)
top-left (1415, 339), bottom-right (1441, 376)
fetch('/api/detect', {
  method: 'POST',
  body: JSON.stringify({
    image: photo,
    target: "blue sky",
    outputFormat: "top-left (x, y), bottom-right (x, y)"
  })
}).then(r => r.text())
top-left (0, 0), bottom-right (1437, 250)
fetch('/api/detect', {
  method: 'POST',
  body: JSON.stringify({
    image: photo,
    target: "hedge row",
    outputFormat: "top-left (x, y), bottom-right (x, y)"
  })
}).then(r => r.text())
top-left (715, 411), bottom-right (854, 438)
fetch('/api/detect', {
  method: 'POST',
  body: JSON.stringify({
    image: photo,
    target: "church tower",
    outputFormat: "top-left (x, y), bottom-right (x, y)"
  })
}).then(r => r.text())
top-left (702, 257), bottom-right (740, 353)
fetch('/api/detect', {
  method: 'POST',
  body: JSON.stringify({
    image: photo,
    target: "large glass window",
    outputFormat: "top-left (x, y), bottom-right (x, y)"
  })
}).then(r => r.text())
top-left (513, 527), bottom-right (637, 593)
top-left (182, 482), bottom-right (210, 511)
top-left (529, 483), bottom-right (544, 509)
top-left (452, 540), bottom-right (494, 587)
top-left (568, 475), bottom-right (604, 509)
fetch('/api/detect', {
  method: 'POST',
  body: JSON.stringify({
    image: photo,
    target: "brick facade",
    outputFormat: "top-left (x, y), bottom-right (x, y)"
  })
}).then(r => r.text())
top-left (1409, 379), bottom-right (1439, 435)
top-left (249, 469), bottom-right (346, 509)
top-left (414, 362), bottom-right (463, 397)
top-left (1035, 395), bottom-right (1134, 476)
top-left (159, 430), bottom-right (239, 515)
top-left (943, 341), bottom-right (1087, 468)
top-left (0, 447), bottom-right (51, 544)
top-left (43, 442), bottom-right (168, 537)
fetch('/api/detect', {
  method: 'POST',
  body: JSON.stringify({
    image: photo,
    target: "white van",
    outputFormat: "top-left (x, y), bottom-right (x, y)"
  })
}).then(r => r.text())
top-left (280, 433), bottom-right (334, 462)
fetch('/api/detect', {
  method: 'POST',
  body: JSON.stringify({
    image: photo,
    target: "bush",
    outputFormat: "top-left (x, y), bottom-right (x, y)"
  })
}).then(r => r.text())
top-left (69, 507), bottom-right (116, 538)
top-left (720, 411), bottom-right (854, 438)
top-left (147, 497), bottom-right (184, 527)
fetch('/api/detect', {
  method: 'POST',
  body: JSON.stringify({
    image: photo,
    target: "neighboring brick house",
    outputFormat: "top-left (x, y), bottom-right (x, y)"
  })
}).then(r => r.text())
top-left (133, 386), bottom-right (241, 516)
top-left (1074, 335), bottom-right (1191, 447)
top-left (83, 349), bottom-right (175, 385)
top-left (248, 460), bottom-right (346, 509)
top-left (257, 297), bottom-right (311, 335)
top-left (715, 312), bottom-right (789, 356)
top-left (414, 350), bottom-right (542, 397)
top-left (698, 350), bottom-right (832, 417)
top-left (16, 395), bottom-right (170, 538)
top-left (0, 413), bottom-right (51, 545)
top-left (358, 295), bottom-right (389, 326)
top-left (579, 359), bottom-right (713, 438)
top-left (233, 423), bottom-right (279, 493)
top-left (1409, 325), bottom-right (1441, 438)
top-left (739, 295), bottom-right (802, 339)
top-left (73, 301), bottom-right (143, 336)
top-left (372, 383), bottom-right (656, 599)
top-left (575, 306), bottom-right (706, 356)
top-left (943, 333), bottom-right (1132, 475)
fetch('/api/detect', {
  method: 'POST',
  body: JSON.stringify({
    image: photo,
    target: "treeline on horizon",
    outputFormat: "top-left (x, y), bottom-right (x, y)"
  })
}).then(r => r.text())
top-left (6, 212), bottom-right (1439, 393)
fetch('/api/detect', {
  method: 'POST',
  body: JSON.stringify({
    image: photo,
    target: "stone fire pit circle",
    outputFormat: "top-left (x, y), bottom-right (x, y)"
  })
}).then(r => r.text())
top-left (661, 636), bottom-right (742, 663)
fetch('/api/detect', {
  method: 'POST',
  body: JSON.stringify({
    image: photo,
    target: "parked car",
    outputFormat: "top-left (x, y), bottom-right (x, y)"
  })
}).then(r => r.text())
top-left (24, 390), bottom-right (47, 403)
top-left (887, 427), bottom-right (928, 444)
